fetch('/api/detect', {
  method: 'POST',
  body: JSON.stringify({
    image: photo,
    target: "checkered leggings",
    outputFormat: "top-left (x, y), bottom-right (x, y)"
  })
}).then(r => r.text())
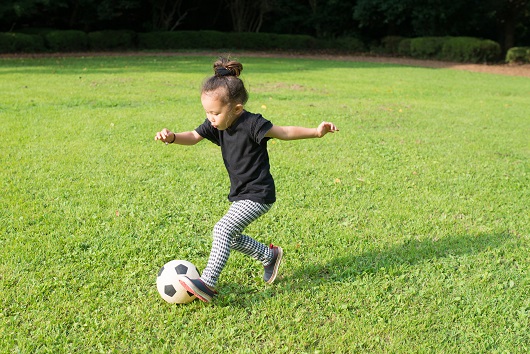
top-left (200, 200), bottom-right (274, 288)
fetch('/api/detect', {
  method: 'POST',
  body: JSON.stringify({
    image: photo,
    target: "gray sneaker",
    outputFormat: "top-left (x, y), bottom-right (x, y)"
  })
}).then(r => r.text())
top-left (263, 244), bottom-right (283, 284)
top-left (179, 277), bottom-right (217, 303)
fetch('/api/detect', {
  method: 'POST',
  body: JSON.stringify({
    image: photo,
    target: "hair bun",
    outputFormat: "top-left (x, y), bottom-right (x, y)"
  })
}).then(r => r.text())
top-left (215, 67), bottom-right (234, 77)
top-left (213, 58), bottom-right (243, 77)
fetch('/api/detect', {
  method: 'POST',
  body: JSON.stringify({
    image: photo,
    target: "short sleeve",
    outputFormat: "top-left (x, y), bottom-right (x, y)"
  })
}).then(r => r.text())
top-left (195, 118), bottom-right (220, 146)
top-left (252, 114), bottom-right (273, 144)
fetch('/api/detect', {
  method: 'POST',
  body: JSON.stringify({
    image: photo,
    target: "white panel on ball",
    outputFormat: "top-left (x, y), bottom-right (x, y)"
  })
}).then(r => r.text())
top-left (156, 260), bottom-right (201, 304)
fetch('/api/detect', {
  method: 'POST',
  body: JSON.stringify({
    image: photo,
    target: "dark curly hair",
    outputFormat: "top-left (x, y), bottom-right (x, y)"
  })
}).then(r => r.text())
top-left (202, 57), bottom-right (248, 105)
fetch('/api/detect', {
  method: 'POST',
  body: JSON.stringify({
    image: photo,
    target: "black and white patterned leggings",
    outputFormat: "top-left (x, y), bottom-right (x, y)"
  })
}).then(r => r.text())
top-left (201, 200), bottom-right (274, 288)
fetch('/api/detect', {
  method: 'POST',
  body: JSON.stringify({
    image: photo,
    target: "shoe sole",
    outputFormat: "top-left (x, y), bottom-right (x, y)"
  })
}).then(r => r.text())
top-left (179, 278), bottom-right (212, 303)
top-left (266, 247), bottom-right (283, 284)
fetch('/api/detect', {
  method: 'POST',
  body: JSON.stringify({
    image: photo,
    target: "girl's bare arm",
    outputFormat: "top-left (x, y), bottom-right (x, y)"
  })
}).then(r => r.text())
top-left (155, 128), bottom-right (204, 145)
top-left (265, 121), bottom-right (338, 140)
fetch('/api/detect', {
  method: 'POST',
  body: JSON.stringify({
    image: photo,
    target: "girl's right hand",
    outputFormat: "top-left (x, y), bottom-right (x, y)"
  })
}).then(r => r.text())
top-left (154, 128), bottom-right (175, 143)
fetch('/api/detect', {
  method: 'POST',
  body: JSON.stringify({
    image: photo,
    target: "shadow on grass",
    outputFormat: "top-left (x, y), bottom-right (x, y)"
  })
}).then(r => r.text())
top-left (220, 232), bottom-right (512, 307)
top-left (288, 232), bottom-right (512, 286)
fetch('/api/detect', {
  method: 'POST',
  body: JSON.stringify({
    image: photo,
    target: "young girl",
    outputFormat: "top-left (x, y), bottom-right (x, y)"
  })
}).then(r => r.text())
top-left (155, 57), bottom-right (338, 302)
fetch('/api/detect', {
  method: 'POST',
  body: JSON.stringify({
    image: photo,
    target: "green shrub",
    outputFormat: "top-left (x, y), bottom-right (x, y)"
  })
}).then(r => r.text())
top-left (138, 32), bottom-right (169, 49)
top-left (138, 31), bottom-right (169, 49)
top-left (441, 37), bottom-right (501, 63)
top-left (381, 36), bottom-right (407, 55)
top-left (195, 31), bottom-right (228, 49)
top-left (394, 36), bottom-right (501, 63)
top-left (260, 33), bottom-right (289, 50)
top-left (170, 31), bottom-right (227, 49)
top-left (0, 33), bottom-right (10, 53)
top-left (138, 31), bottom-right (322, 51)
top-left (398, 38), bottom-right (412, 56)
top-left (405, 36), bottom-right (501, 63)
top-left (88, 30), bottom-right (136, 51)
top-left (15, 28), bottom-right (54, 36)
top-left (332, 37), bottom-right (365, 52)
top-left (0, 32), bottom-right (46, 53)
top-left (311, 36), bottom-right (364, 53)
top-left (45, 30), bottom-right (88, 51)
top-left (505, 46), bottom-right (530, 63)
top-left (471, 39), bottom-right (501, 63)
top-left (225, 32), bottom-right (274, 50)
top-left (410, 37), bottom-right (447, 59)
top-left (284, 34), bottom-right (321, 50)
top-left (224, 32), bottom-right (318, 51)
top-left (138, 31), bottom-right (225, 50)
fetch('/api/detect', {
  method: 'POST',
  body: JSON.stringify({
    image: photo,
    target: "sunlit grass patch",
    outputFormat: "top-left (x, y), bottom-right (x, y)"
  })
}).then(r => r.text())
top-left (1, 55), bottom-right (529, 353)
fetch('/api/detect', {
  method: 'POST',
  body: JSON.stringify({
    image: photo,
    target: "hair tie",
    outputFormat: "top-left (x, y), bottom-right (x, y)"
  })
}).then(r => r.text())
top-left (215, 67), bottom-right (232, 77)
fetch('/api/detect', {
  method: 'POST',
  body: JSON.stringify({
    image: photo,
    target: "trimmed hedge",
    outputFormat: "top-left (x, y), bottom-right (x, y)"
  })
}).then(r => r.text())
top-left (0, 29), bottom-right (503, 64)
top-left (140, 31), bottom-right (327, 51)
top-left (332, 37), bottom-right (365, 52)
top-left (0, 32), bottom-right (45, 53)
top-left (389, 36), bottom-right (501, 63)
top-left (505, 47), bottom-right (530, 63)
top-left (138, 31), bottom-right (224, 50)
top-left (88, 30), bottom-right (136, 51)
top-left (137, 30), bottom-right (364, 52)
top-left (397, 38), bottom-right (413, 57)
top-left (45, 30), bottom-right (88, 52)
top-left (380, 36), bottom-right (407, 55)
top-left (16, 28), bottom-right (54, 36)
top-left (410, 37), bottom-right (447, 59)
top-left (225, 32), bottom-right (280, 50)
top-left (440, 37), bottom-right (501, 63)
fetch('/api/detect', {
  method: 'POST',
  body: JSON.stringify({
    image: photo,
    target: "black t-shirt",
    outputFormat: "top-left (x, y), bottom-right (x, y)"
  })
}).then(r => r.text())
top-left (195, 111), bottom-right (276, 204)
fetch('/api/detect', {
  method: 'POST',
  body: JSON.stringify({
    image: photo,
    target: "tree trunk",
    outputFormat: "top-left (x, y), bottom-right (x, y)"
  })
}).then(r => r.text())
top-left (498, 0), bottom-right (529, 51)
top-left (69, 0), bottom-right (80, 28)
top-left (227, 0), bottom-right (270, 32)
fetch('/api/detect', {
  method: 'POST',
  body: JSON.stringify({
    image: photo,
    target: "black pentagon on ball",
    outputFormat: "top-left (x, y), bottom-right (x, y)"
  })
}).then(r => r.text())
top-left (164, 284), bottom-right (177, 297)
top-left (175, 264), bottom-right (188, 274)
top-left (157, 266), bottom-right (165, 277)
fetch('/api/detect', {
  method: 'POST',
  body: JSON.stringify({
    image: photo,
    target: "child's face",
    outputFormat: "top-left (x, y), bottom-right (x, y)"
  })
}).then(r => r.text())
top-left (201, 90), bottom-right (242, 130)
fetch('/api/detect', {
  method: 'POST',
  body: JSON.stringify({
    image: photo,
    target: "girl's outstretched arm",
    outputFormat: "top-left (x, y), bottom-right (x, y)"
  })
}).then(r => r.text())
top-left (265, 121), bottom-right (338, 140)
top-left (155, 128), bottom-right (203, 145)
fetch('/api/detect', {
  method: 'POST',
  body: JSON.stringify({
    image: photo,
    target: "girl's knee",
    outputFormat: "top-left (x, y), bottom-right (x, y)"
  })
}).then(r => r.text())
top-left (213, 220), bottom-right (241, 239)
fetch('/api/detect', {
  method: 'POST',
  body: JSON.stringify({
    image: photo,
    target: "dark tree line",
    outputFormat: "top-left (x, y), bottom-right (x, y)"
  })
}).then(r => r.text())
top-left (1, 0), bottom-right (529, 50)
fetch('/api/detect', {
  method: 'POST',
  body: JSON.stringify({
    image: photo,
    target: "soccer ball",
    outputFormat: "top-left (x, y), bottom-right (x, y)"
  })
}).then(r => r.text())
top-left (156, 260), bottom-right (201, 304)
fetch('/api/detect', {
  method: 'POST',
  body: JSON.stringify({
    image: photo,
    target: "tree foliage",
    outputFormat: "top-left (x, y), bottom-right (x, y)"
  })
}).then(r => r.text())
top-left (1, 0), bottom-right (529, 49)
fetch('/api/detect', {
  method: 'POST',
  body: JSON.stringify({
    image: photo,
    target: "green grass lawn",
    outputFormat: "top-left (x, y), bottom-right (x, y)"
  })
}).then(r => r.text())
top-left (1, 54), bottom-right (529, 353)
